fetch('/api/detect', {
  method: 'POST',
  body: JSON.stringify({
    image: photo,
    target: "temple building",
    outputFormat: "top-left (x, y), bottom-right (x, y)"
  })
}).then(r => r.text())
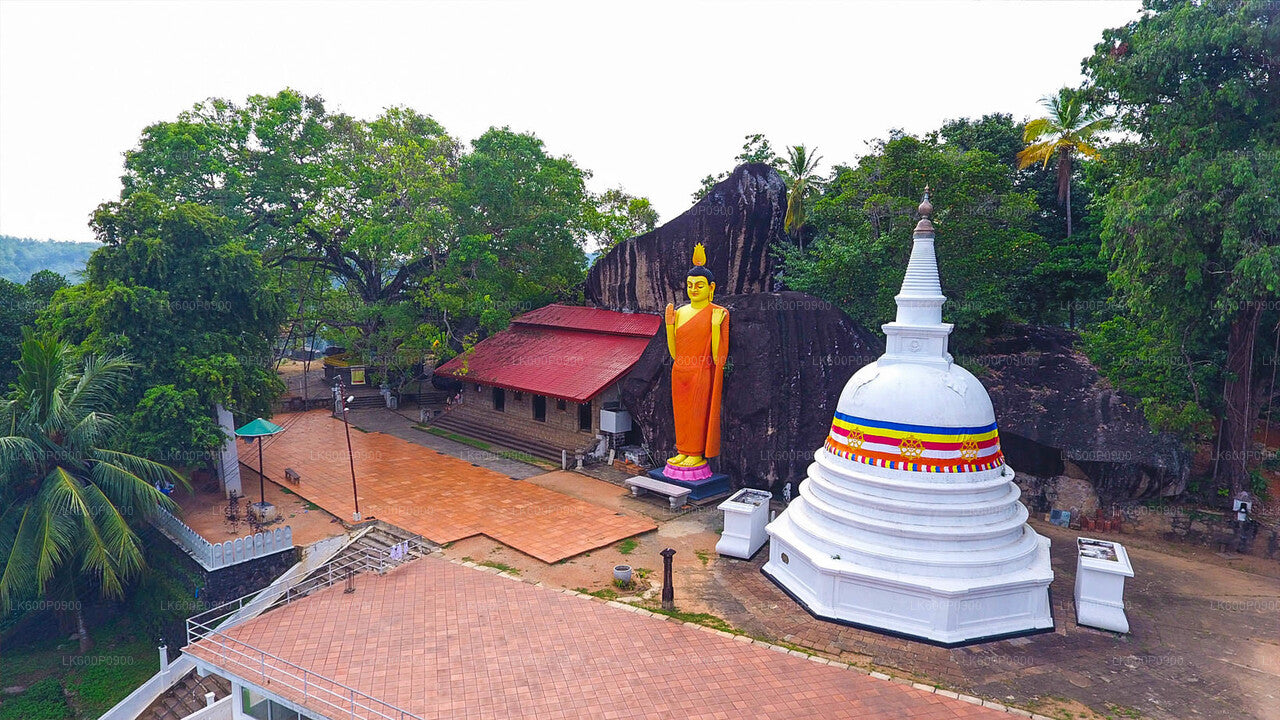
top-left (432, 304), bottom-right (660, 461)
top-left (763, 193), bottom-right (1054, 645)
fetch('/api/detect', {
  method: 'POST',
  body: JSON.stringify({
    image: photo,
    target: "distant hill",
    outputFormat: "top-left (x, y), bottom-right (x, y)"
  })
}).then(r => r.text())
top-left (0, 235), bottom-right (99, 283)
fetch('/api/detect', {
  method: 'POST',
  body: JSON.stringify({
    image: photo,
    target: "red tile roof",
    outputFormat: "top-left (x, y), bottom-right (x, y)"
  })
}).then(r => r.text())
top-left (513, 304), bottom-right (661, 337)
top-left (434, 304), bottom-right (660, 402)
top-left (185, 557), bottom-right (1007, 720)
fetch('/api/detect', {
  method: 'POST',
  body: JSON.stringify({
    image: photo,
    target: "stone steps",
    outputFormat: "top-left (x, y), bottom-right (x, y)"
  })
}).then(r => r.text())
top-left (427, 410), bottom-right (573, 463)
top-left (137, 668), bottom-right (231, 720)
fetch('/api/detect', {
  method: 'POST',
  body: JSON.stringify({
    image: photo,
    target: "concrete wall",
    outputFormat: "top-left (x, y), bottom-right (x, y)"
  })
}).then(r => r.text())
top-left (459, 382), bottom-right (620, 450)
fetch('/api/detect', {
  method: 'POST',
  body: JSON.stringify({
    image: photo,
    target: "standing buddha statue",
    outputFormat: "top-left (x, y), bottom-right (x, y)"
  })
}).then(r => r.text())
top-left (664, 243), bottom-right (729, 474)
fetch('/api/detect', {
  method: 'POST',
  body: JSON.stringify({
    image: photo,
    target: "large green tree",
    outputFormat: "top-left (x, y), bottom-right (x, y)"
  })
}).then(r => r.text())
top-left (1084, 0), bottom-right (1280, 494)
top-left (592, 187), bottom-right (659, 250)
top-left (42, 194), bottom-right (287, 459)
top-left (0, 333), bottom-right (183, 652)
top-left (115, 92), bottom-right (641, 376)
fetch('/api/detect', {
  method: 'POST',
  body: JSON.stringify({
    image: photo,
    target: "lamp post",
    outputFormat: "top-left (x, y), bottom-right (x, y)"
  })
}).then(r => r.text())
top-left (335, 379), bottom-right (362, 522)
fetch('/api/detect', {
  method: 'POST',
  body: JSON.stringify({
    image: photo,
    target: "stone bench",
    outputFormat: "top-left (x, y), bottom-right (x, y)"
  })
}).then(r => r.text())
top-left (627, 476), bottom-right (691, 510)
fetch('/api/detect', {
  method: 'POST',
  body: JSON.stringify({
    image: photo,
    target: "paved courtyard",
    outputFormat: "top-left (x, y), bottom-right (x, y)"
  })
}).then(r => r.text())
top-left (187, 555), bottom-right (1007, 720)
top-left (240, 410), bottom-right (654, 562)
top-left (706, 520), bottom-right (1280, 720)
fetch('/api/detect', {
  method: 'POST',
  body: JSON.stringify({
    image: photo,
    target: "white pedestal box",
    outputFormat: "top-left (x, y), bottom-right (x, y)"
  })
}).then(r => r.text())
top-left (716, 489), bottom-right (772, 559)
top-left (1074, 537), bottom-right (1133, 633)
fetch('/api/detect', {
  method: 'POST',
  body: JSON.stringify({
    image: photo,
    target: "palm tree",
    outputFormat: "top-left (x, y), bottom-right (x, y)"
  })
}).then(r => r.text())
top-left (783, 145), bottom-right (826, 251)
top-left (0, 332), bottom-right (183, 652)
top-left (1017, 87), bottom-right (1112, 238)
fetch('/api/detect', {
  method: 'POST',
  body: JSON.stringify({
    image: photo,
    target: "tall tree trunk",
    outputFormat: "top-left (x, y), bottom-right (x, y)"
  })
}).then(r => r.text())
top-left (1065, 184), bottom-right (1073, 238)
top-left (74, 590), bottom-right (91, 654)
top-left (1218, 302), bottom-right (1262, 496)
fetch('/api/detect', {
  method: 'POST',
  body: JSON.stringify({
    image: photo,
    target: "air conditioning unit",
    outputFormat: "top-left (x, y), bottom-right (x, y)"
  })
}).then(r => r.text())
top-left (599, 409), bottom-right (632, 433)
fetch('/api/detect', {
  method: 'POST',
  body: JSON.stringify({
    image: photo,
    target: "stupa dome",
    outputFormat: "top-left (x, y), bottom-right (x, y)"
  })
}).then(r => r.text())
top-left (763, 190), bottom-right (1054, 645)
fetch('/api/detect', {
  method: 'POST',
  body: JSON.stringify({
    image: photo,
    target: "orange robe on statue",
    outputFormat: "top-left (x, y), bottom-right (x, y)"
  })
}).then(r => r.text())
top-left (671, 304), bottom-right (729, 458)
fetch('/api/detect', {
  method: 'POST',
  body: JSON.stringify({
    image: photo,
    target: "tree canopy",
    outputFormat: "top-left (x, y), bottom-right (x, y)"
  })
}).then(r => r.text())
top-left (1083, 0), bottom-right (1279, 493)
top-left (113, 91), bottom-right (653, 383)
top-left (41, 195), bottom-right (287, 461)
top-left (780, 129), bottom-right (1046, 343)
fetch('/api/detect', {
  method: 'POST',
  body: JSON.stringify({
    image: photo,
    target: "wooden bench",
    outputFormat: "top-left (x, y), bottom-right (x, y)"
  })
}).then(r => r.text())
top-left (626, 476), bottom-right (691, 510)
top-left (283, 467), bottom-right (301, 485)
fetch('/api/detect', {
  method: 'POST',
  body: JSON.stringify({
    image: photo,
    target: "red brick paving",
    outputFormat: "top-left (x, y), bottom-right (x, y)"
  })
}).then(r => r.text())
top-left (186, 556), bottom-right (1006, 720)
top-left (240, 410), bottom-right (654, 562)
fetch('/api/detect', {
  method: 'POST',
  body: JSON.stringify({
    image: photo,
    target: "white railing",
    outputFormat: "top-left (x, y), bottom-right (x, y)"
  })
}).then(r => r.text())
top-left (152, 505), bottom-right (293, 571)
top-left (185, 539), bottom-right (429, 720)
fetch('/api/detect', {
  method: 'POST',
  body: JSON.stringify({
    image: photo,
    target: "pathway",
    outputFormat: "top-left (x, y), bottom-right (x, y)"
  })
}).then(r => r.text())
top-left (242, 410), bottom-right (654, 563)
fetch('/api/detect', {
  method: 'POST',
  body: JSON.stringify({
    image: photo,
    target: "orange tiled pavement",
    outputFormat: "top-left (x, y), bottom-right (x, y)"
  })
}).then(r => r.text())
top-left (240, 410), bottom-right (654, 562)
top-left (187, 556), bottom-right (1006, 720)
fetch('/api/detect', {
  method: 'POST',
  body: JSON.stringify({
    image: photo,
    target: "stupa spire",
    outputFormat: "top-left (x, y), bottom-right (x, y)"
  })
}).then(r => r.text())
top-left (880, 188), bottom-right (953, 367)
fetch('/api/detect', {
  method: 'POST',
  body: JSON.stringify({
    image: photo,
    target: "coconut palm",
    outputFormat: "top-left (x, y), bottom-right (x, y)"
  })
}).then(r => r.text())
top-left (783, 145), bottom-right (826, 251)
top-left (0, 332), bottom-right (183, 652)
top-left (1017, 87), bottom-right (1112, 237)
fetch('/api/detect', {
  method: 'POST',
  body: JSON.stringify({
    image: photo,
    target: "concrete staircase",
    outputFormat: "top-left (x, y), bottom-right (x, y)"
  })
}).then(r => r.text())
top-left (136, 669), bottom-right (231, 720)
top-left (427, 409), bottom-right (580, 463)
top-left (320, 522), bottom-right (433, 574)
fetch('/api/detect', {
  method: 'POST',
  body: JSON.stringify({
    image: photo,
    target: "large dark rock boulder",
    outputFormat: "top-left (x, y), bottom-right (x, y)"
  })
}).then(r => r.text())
top-left (620, 291), bottom-right (881, 492)
top-left (585, 163), bottom-right (787, 312)
top-left (975, 325), bottom-right (1190, 505)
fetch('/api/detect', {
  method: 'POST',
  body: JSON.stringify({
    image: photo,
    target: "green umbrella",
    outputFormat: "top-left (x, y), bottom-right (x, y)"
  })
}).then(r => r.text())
top-left (235, 418), bottom-right (285, 505)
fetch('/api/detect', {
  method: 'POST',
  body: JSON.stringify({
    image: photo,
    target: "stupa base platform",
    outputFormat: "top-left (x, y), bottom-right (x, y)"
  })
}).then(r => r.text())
top-left (762, 523), bottom-right (1054, 647)
top-left (648, 468), bottom-right (731, 501)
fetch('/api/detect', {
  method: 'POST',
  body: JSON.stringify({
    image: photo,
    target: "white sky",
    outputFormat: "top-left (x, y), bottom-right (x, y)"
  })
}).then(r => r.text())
top-left (0, 0), bottom-right (1142, 244)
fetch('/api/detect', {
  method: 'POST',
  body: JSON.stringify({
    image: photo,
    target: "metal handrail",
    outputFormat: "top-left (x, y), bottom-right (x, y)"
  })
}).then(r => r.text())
top-left (184, 537), bottom-right (429, 720)
top-left (192, 626), bottom-right (422, 720)
top-left (188, 539), bottom-right (426, 643)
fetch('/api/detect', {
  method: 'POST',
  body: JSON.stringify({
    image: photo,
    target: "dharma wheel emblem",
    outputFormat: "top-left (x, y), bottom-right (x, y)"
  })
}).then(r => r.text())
top-left (899, 435), bottom-right (924, 460)
top-left (849, 428), bottom-right (865, 449)
top-left (959, 436), bottom-right (980, 462)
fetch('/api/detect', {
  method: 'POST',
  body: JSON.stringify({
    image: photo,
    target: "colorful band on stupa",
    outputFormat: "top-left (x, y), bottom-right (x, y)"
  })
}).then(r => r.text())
top-left (824, 411), bottom-right (1004, 473)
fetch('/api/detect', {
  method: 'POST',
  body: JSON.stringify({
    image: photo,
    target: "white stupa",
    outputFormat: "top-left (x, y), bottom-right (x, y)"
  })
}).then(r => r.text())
top-left (763, 192), bottom-right (1054, 645)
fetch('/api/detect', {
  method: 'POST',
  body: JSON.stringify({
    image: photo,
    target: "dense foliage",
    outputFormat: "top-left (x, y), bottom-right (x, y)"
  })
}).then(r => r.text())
top-left (0, 333), bottom-right (183, 651)
top-left (41, 195), bottom-right (287, 461)
top-left (0, 270), bottom-right (66, 389)
top-left (1082, 0), bottom-right (1279, 493)
top-left (780, 123), bottom-right (1053, 345)
top-left (113, 91), bottom-right (655, 386)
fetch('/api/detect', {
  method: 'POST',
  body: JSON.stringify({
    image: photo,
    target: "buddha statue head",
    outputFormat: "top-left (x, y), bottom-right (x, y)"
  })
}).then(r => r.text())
top-left (685, 243), bottom-right (716, 305)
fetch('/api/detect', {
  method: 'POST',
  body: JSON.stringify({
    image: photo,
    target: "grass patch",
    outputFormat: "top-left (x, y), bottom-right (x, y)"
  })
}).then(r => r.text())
top-left (634, 567), bottom-right (652, 579)
top-left (477, 561), bottom-right (520, 575)
top-left (695, 549), bottom-right (711, 567)
top-left (422, 426), bottom-right (491, 451)
top-left (0, 614), bottom-right (159, 720)
top-left (616, 539), bottom-right (638, 555)
top-left (574, 587), bottom-right (618, 601)
top-left (642, 606), bottom-right (737, 634)
top-left (0, 677), bottom-right (70, 720)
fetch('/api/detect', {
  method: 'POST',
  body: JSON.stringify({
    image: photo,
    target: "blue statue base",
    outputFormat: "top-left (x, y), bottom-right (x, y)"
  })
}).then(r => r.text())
top-left (647, 468), bottom-right (731, 501)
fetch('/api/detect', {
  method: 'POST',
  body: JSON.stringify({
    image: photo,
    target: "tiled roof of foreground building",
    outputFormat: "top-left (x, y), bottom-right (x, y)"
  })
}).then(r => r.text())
top-left (185, 554), bottom-right (1006, 719)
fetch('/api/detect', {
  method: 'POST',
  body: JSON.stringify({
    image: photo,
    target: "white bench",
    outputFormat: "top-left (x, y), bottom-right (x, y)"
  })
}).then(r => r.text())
top-left (627, 476), bottom-right (691, 510)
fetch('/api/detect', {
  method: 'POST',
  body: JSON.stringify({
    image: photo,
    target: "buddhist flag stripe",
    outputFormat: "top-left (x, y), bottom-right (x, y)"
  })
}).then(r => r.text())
top-left (824, 412), bottom-right (1005, 473)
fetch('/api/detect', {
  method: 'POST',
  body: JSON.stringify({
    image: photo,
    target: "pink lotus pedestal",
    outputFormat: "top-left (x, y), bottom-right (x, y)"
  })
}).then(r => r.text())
top-left (648, 463), bottom-right (730, 501)
top-left (662, 462), bottom-right (713, 482)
